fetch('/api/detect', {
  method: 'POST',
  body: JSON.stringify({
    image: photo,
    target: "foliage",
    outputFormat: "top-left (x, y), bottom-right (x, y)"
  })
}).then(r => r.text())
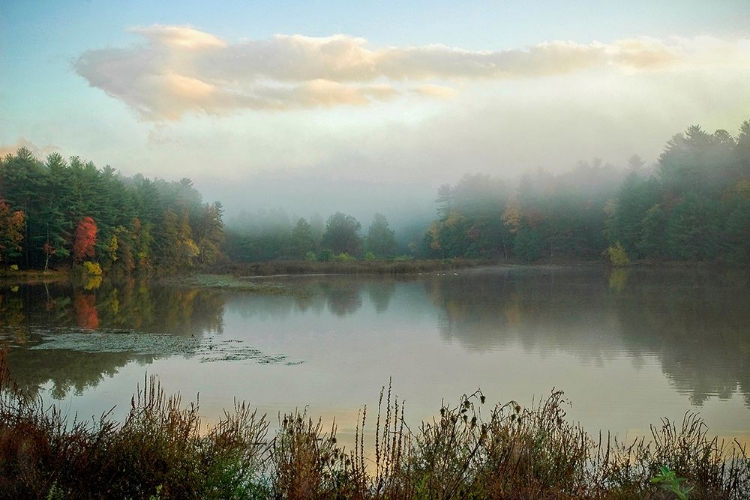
top-left (0, 357), bottom-right (270, 500)
top-left (651, 466), bottom-right (693, 500)
top-left (334, 252), bottom-right (357, 262)
top-left (1, 362), bottom-right (747, 500)
top-left (366, 213), bottom-right (397, 258)
top-left (418, 119), bottom-right (750, 265)
top-left (0, 150), bottom-right (223, 273)
top-left (322, 212), bottom-right (363, 257)
top-left (0, 199), bottom-right (24, 263)
top-left (318, 249), bottom-right (334, 262)
top-left (6, 117), bottom-right (750, 268)
top-left (291, 217), bottom-right (316, 259)
top-left (72, 216), bottom-right (97, 262)
top-left (605, 242), bottom-right (631, 267)
top-left (82, 261), bottom-right (102, 276)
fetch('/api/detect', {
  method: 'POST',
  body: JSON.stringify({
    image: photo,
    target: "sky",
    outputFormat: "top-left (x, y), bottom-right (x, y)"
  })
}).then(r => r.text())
top-left (2, 0), bottom-right (750, 224)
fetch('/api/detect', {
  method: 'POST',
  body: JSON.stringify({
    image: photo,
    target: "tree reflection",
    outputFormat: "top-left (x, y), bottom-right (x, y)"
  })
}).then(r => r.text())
top-left (6, 347), bottom-right (154, 399)
top-left (426, 267), bottom-right (750, 407)
top-left (0, 279), bottom-right (226, 397)
top-left (4, 269), bottom-right (749, 408)
top-left (367, 280), bottom-right (396, 313)
top-left (323, 282), bottom-right (363, 317)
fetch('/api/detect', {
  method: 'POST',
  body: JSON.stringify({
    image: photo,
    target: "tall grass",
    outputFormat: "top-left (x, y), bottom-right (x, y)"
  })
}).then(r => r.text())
top-left (0, 352), bottom-right (747, 499)
top-left (209, 258), bottom-right (479, 277)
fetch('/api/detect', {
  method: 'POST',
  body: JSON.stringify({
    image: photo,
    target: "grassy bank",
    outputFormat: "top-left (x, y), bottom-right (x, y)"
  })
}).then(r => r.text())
top-left (0, 359), bottom-right (747, 499)
top-left (207, 258), bottom-right (481, 277)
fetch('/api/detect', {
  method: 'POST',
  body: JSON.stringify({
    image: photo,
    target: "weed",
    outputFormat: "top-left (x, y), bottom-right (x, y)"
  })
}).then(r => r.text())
top-left (652, 465), bottom-right (693, 499)
top-left (0, 349), bottom-right (748, 499)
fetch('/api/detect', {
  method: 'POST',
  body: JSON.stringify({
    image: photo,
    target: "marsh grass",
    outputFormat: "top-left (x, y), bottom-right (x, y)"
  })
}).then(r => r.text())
top-left (0, 351), bottom-right (747, 499)
top-left (209, 258), bottom-right (478, 277)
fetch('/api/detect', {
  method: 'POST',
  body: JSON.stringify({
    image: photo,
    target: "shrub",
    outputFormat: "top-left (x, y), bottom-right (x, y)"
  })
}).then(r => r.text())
top-left (605, 242), bottom-right (631, 267)
top-left (318, 249), bottom-right (334, 262)
top-left (334, 252), bottom-right (356, 262)
top-left (82, 261), bottom-right (103, 276)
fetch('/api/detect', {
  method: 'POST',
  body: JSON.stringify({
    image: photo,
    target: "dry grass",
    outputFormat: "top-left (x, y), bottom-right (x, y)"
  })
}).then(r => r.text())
top-left (0, 351), bottom-right (747, 499)
top-left (208, 258), bottom-right (480, 277)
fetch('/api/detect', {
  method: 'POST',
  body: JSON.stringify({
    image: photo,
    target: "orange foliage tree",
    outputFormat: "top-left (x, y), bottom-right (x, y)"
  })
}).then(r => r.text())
top-left (73, 216), bottom-right (97, 262)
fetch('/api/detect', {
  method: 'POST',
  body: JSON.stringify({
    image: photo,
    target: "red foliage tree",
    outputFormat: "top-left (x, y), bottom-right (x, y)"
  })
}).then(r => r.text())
top-left (0, 199), bottom-right (25, 263)
top-left (73, 216), bottom-right (97, 262)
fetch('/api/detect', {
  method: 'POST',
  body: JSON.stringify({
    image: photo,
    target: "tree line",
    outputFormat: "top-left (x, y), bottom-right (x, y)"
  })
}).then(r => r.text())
top-left (0, 149), bottom-right (223, 273)
top-left (3, 117), bottom-right (750, 272)
top-left (224, 210), bottom-right (399, 262)
top-left (423, 119), bottom-right (750, 265)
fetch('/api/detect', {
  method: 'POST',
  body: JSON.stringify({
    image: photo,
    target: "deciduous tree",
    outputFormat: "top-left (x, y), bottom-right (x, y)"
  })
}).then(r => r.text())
top-left (0, 199), bottom-right (24, 263)
top-left (73, 216), bottom-right (97, 262)
top-left (321, 212), bottom-right (362, 256)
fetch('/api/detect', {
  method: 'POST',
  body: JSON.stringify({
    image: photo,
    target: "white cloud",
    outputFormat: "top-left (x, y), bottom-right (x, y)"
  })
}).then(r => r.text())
top-left (73, 26), bottom-right (750, 121)
top-left (0, 138), bottom-right (58, 159)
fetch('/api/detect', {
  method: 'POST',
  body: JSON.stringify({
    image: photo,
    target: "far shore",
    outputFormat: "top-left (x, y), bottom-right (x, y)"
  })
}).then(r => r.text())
top-left (0, 257), bottom-right (739, 288)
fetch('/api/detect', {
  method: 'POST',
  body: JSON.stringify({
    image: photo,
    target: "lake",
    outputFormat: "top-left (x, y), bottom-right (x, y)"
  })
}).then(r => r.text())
top-left (1, 266), bottom-right (749, 448)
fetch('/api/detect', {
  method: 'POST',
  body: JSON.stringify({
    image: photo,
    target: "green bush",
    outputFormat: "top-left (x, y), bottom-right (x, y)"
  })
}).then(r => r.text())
top-left (318, 249), bottom-right (334, 262)
top-left (605, 242), bottom-right (631, 266)
top-left (83, 261), bottom-right (103, 275)
top-left (333, 252), bottom-right (356, 262)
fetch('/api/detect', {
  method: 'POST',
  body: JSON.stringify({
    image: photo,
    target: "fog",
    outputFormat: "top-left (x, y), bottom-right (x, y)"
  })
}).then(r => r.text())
top-left (3, 2), bottom-right (750, 262)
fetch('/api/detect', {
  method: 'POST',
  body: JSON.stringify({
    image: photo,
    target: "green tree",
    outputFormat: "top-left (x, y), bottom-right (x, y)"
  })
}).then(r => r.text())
top-left (638, 204), bottom-right (668, 258)
top-left (723, 197), bottom-right (750, 265)
top-left (736, 120), bottom-right (750, 176)
top-left (0, 148), bottom-right (45, 267)
top-left (665, 193), bottom-right (721, 261)
top-left (194, 202), bottom-right (224, 265)
top-left (290, 217), bottom-right (315, 259)
top-left (606, 173), bottom-right (660, 258)
top-left (321, 212), bottom-right (362, 256)
top-left (365, 213), bottom-right (397, 258)
top-left (513, 226), bottom-right (545, 262)
top-left (658, 125), bottom-right (736, 198)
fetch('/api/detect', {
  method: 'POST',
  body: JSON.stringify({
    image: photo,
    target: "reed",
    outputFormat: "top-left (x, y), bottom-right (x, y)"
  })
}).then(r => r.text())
top-left (208, 258), bottom-right (479, 277)
top-left (0, 351), bottom-right (747, 499)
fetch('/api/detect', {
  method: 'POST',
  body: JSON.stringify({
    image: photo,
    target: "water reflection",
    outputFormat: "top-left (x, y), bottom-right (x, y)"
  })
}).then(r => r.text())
top-left (1, 268), bottom-right (749, 411)
top-left (233, 276), bottom-right (400, 320)
top-left (7, 347), bottom-right (154, 399)
top-left (426, 267), bottom-right (750, 407)
top-left (0, 279), bottom-right (225, 398)
top-left (367, 281), bottom-right (396, 313)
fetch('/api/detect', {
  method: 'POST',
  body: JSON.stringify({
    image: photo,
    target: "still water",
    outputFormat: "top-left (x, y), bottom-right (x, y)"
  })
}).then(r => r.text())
top-left (1, 266), bottom-right (749, 445)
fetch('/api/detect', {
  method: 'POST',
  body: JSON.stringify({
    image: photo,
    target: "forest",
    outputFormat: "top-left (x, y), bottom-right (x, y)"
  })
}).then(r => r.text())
top-left (2, 118), bottom-right (750, 272)
top-left (0, 150), bottom-right (223, 273)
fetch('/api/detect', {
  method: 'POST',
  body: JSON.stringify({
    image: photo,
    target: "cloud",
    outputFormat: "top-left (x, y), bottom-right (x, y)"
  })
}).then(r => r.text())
top-left (73, 26), bottom-right (750, 121)
top-left (0, 138), bottom-right (58, 159)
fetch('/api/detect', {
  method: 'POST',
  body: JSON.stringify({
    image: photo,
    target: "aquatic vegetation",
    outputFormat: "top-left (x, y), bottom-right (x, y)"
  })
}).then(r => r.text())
top-left (0, 355), bottom-right (747, 499)
top-left (28, 329), bottom-right (298, 365)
